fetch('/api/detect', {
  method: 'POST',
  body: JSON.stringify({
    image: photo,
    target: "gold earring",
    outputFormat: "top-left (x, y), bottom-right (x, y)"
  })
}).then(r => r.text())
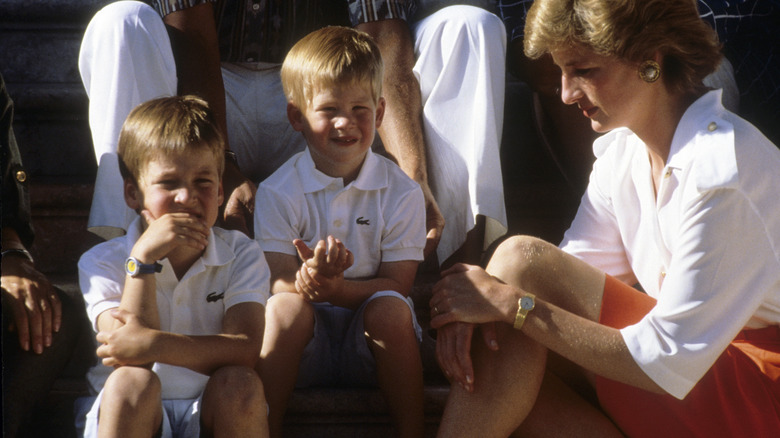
top-left (638, 60), bottom-right (661, 83)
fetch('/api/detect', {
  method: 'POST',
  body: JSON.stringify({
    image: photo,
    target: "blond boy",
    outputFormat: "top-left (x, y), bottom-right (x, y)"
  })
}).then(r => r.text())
top-left (254, 27), bottom-right (426, 437)
top-left (78, 96), bottom-right (269, 438)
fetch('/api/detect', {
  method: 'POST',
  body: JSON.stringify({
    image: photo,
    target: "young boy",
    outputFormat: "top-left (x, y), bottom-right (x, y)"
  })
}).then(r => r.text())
top-left (78, 96), bottom-right (270, 438)
top-left (254, 27), bottom-right (427, 437)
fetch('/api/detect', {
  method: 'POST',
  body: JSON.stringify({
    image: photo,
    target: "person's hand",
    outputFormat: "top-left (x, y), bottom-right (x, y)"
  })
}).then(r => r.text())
top-left (294, 236), bottom-right (354, 278)
top-left (434, 319), bottom-right (499, 393)
top-left (96, 309), bottom-right (156, 367)
top-left (429, 263), bottom-right (519, 329)
top-left (132, 210), bottom-right (210, 263)
top-left (221, 159), bottom-right (256, 236)
top-left (1, 255), bottom-right (59, 354)
top-left (294, 262), bottom-right (345, 303)
top-left (420, 181), bottom-right (445, 260)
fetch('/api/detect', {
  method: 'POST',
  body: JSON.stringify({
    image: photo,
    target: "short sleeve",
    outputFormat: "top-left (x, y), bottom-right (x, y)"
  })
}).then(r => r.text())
top-left (622, 187), bottom-right (777, 399)
top-left (254, 184), bottom-right (299, 257)
top-left (223, 235), bottom-right (271, 308)
top-left (380, 181), bottom-right (426, 263)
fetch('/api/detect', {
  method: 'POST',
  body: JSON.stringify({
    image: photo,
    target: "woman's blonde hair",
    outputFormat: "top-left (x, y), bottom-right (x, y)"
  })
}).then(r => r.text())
top-left (281, 26), bottom-right (384, 109)
top-left (117, 95), bottom-right (225, 182)
top-left (524, 0), bottom-right (721, 95)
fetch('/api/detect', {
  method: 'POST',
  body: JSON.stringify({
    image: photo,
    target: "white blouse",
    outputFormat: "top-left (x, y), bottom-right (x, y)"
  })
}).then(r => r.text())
top-left (561, 90), bottom-right (780, 399)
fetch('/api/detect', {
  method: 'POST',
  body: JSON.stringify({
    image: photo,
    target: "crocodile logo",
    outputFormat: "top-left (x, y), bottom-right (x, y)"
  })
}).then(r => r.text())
top-left (206, 291), bottom-right (225, 303)
top-left (356, 216), bottom-right (370, 226)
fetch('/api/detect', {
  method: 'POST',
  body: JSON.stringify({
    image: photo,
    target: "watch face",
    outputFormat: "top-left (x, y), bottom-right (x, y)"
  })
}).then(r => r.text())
top-left (520, 296), bottom-right (535, 310)
top-left (126, 258), bottom-right (139, 275)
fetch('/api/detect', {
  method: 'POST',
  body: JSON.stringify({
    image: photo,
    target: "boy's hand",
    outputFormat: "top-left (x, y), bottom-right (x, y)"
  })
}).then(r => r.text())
top-left (293, 236), bottom-right (353, 278)
top-left (295, 263), bottom-right (344, 303)
top-left (132, 210), bottom-right (209, 263)
top-left (96, 309), bottom-right (156, 367)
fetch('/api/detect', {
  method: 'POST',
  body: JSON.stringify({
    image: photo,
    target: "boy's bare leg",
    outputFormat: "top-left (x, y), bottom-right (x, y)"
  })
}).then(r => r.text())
top-left (365, 296), bottom-right (425, 438)
top-left (257, 293), bottom-right (315, 438)
top-left (200, 365), bottom-right (268, 437)
top-left (98, 367), bottom-right (163, 438)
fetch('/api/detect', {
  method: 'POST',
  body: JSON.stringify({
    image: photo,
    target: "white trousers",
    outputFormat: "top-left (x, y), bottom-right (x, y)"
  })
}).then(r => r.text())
top-left (79, 1), bottom-right (508, 262)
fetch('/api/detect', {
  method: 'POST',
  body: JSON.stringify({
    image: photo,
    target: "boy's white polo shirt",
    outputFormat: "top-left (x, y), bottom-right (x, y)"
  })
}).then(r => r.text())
top-left (79, 217), bottom-right (271, 399)
top-left (255, 148), bottom-right (425, 279)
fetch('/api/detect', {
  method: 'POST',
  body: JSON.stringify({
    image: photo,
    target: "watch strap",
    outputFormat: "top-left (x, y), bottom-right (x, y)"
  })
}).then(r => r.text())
top-left (513, 293), bottom-right (536, 330)
top-left (125, 257), bottom-right (163, 277)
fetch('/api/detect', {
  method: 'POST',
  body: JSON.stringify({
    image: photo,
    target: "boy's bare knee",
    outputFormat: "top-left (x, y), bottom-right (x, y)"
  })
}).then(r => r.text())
top-left (266, 293), bottom-right (313, 327)
top-left (364, 296), bottom-right (413, 339)
top-left (205, 366), bottom-right (266, 412)
top-left (103, 366), bottom-right (161, 403)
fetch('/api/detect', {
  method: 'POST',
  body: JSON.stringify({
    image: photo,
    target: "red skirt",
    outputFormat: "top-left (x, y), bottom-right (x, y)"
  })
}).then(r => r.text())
top-left (596, 275), bottom-right (780, 438)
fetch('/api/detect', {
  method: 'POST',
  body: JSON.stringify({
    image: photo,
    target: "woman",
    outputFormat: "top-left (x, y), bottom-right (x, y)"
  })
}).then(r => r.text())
top-left (428, 0), bottom-right (780, 436)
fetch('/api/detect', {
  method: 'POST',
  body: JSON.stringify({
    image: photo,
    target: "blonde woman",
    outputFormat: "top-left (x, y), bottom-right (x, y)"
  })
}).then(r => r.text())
top-left (429, 0), bottom-right (780, 436)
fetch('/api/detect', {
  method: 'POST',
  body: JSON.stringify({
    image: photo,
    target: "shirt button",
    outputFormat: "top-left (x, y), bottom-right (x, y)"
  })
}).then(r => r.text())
top-left (252, 2), bottom-right (260, 10)
top-left (664, 169), bottom-right (672, 178)
top-left (708, 122), bottom-right (717, 132)
top-left (15, 170), bottom-right (27, 183)
top-left (660, 270), bottom-right (667, 278)
top-left (333, 219), bottom-right (342, 227)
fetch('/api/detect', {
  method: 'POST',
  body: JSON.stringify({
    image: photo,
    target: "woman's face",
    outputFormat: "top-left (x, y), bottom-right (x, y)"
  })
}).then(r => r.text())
top-left (552, 45), bottom-right (651, 133)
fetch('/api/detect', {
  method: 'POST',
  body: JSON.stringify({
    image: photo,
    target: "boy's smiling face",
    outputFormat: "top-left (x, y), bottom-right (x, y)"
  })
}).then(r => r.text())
top-left (125, 147), bottom-right (224, 227)
top-left (288, 82), bottom-right (385, 183)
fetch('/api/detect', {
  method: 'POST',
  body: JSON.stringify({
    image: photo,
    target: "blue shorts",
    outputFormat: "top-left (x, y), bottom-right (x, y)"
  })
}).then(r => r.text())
top-left (295, 290), bottom-right (422, 388)
top-left (79, 390), bottom-right (202, 438)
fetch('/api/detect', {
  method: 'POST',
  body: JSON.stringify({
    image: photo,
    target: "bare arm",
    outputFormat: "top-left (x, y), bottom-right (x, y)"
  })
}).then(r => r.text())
top-left (264, 252), bottom-right (299, 295)
top-left (97, 302), bottom-right (264, 374)
top-left (356, 19), bottom-right (444, 258)
top-left (430, 264), bottom-right (665, 394)
top-left (163, 4), bottom-right (256, 234)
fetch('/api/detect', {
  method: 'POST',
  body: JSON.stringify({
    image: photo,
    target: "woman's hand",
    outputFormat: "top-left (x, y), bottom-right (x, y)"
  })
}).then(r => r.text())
top-left (429, 263), bottom-right (520, 329)
top-left (435, 321), bottom-right (499, 392)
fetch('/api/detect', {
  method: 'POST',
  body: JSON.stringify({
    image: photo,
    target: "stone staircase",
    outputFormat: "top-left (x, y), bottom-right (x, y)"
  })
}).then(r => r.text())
top-left (2, 1), bottom-right (583, 436)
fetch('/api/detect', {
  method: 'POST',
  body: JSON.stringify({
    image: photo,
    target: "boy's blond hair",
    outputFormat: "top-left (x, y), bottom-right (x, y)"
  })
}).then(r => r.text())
top-left (281, 26), bottom-right (384, 110)
top-left (117, 95), bottom-right (225, 182)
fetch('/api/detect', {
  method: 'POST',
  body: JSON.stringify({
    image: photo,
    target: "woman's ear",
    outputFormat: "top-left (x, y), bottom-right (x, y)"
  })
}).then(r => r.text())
top-left (287, 102), bottom-right (305, 132)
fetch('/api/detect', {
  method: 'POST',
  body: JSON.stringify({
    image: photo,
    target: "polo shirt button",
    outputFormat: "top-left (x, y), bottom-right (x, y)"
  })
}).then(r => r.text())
top-left (708, 122), bottom-right (717, 132)
top-left (252, 2), bottom-right (260, 10)
top-left (334, 219), bottom-right (342, 227)
top-left (15, 170), bottom-right (27, 183)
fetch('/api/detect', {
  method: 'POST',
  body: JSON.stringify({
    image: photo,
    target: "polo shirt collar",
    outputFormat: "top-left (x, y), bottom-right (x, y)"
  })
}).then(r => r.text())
top-left (297, 147), bottom-right (388, 194)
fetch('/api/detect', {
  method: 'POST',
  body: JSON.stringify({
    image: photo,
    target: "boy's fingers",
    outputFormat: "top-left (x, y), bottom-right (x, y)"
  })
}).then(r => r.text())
top-left (293, 239), bottom-right (314, 261)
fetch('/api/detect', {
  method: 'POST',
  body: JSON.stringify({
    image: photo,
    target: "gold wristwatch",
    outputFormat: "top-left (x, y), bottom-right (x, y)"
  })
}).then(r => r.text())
top-left (513, 293), bottom-right (536, 330)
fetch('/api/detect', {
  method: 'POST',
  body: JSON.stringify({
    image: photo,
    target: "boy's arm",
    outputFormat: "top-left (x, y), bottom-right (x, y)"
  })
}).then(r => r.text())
top-left (298, 260), bottom-right (418, 310)
top-left (265, 252), bottom-right (299, 294)
top-left (97, 301), bottom-right (265, 374)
